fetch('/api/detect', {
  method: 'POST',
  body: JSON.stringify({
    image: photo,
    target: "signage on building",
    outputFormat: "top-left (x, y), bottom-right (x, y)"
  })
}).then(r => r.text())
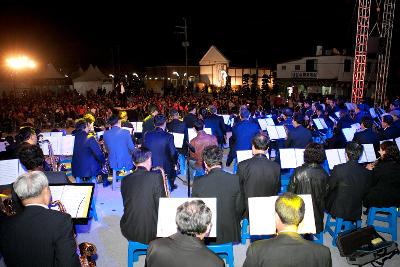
top-left (291, 72), bottom-right (317, 79)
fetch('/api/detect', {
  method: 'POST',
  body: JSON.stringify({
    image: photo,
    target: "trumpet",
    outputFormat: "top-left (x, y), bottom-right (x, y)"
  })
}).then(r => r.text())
top-left (151, 166), bottom-right (170, 197)
top-left (50, 200), bottom-right (97, 267)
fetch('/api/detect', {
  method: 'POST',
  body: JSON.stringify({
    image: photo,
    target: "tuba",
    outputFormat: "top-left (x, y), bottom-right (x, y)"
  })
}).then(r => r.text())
top-left (151, 166), bottom-right (170, 197)
top-left (50, 200), bottom-right (97, 267)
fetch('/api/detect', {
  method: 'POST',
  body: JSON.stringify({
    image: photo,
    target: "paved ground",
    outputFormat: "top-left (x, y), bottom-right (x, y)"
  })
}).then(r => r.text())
top-left (75, 153), bottom-right (400, 267)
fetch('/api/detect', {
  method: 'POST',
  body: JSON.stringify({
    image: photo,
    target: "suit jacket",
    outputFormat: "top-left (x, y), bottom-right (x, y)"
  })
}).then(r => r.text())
top-left (286, 125), bottom-right (312, 148)
top-left (183, 113), bottom-right (198, 129)
top-left (146, 232), bottom-right (225, 267)
top-left (237, 154), bottom-right (281, 217)
top-left (143, 127), bottom-right (178, 178)
top-left (353, 128), bottom-right (380, 154)
top-left (242, 232), bottom-right (332, 267)
top-left (204, 114), bottom-right (226, 145)
top-left (71, 130), bottom-right (105, 177)
top-left (103, 126), bottom-right (135, 170)
top-left (228, 120), bottom-right (260, 165)
top-left (0, 206), bottom-right (80, 267)
top-left (192, 168), bottom-right (244, 244)
top-left (45, 171), bottom-right (69, 184)
top-left (142, 115), bottom-right (155, 138)
top-left (379, 126), bottom-right (400, 140)
top-left (120, 167), bottom-right (166, 244)
top-left (326, 161), bottom-right (372, 221)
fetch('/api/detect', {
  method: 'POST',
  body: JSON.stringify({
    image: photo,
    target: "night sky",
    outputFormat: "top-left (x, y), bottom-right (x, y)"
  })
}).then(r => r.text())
top-left (0, 0), bottom-right (399, 81)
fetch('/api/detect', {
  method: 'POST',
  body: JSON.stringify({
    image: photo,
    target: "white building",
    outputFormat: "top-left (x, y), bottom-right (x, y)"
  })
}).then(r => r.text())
top-left (276, 48), bottom-right (377, 98)
top-left (199, 45), bottom-right (272, 89)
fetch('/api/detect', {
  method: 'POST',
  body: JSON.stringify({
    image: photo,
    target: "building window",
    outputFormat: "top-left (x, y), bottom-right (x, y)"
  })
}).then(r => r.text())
top-left (306, 59), bottom-right (317, 72)
top-left (344, 59), bottom-right (351, 72)
top-left (295, 65), bottom-right (301, 70)
top-left (281, 65), bottom-right (286, 70)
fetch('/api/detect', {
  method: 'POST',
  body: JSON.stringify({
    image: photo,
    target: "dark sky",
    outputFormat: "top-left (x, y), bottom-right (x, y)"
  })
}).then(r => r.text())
top-left (0, 0), bottom-right (399, 76)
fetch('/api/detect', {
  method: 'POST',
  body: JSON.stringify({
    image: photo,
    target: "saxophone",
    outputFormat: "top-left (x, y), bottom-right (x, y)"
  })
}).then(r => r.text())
top-left (151, 166), bottom-right (170, 197)
top-left (50, 200), bottom-right (97, 267)
top-left (0, 192), bottom-right (16, 217)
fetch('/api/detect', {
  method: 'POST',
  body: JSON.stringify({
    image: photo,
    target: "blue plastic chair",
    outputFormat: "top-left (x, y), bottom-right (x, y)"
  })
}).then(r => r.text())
top-left (127, 241), bottom-right (148, 267)
top-left (178, 153), bottom-right (186, 176)
top-left (112, 167), bottom-right (132, 191)
top-left (324, 213), bottom-right (361, 246)
top-left (207, 243), bottom-right (234, 267)
top-left (233, 159), bottom-right (238, 174)
top-left (367, 207), bottom-right (398, 241)
top-left (241, 219), bottom-right (250, 244)
top-left (312, 232), bottom-right (324, 245)
top-left (75, 176), bottom-right (98, 221)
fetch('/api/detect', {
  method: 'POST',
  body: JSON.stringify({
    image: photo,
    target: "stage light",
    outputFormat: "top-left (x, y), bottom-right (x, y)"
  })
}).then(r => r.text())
top-left (172, 71), bottom-right (179, 77)
top-left (6, 55), bottom-right (36, 70)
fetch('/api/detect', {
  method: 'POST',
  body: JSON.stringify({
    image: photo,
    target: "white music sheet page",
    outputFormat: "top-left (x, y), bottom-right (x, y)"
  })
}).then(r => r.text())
top-left (313, 119), bottom-right (324, 130)
top-left (338, 149), bottom-right (347, 164)
top-left (188, 128), bottom-right (197, 142)
top-left (276, 126), bottom-right (287, 139)
top-left (50, 185), bottom-right (93, 218)
top-left (121, 127), bottom-right (133, 135)
top-left (172, 133), bottom-right (184, 148)
top-left (266, 126), bottom-right (279, 140)
top-left (135, 122), bottom-right (143, 133)
top-left (342, 128), bottom-right (356, 142)
top-left (258, 119), bottom-right (268, 131)
top-left (396, 137), bottom-right (400, 151)
top-left (248, 194), bottom-right (316, 235)
top-left (0, 159), bottom-right (20, 185)
top-left (221, 115), bottom-right (230, 125)
top-left (359, 144), bottom-right (376, 163)
top-left (157, 198), bottom-right (217, 237)
top-left (329, 116), bottom-right (337, 123)
top-left (265, 118), bottom-right (275, 126)
top-left (351, 123), bottom-right (361, 132)
top-left (380, 139), bottom-right (393, 144)
top-left (96, 131), bottom-right (104, 139)
top-left (60, 135), bottom-right (75, 156)
top-left (320, 119), bottom-right (328, 129)
top-left (325, 149), bottom-right (342, 169)
top-left (237, 150), bottom-right (253, 163)
top-left (369, 108), bottom-right (377, 118)
top-left (279, 149), bottom-right (297, 169)
top-left (295, 149), bottom-right (305, 167)
top-left (0, 142), bottom-right (7, 152)
top-left (50, 132), bottom-right (63, 137)
top-left (204, 128), bottom-right (212, 135)
top-left (335, 111), bottom-right (340, 118)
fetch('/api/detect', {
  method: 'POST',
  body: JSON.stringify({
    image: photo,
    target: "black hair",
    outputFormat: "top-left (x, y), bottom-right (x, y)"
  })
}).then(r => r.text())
top-left (132, 147), bottom-right (152, 164)
top-left (18, 144), bottom-right (44, 170)
top-left (17, 126), bottom-right (36, 143)
top-left (380, 141), bottom-right (400, 163)
top-left (345, 142), bottom-right (363, 161)
top-left (303, 143), bottom-right (326, 164)
top-left (202, 145), bottom-right (223, 167)
top-left (382, 114), bottom-right (393, 125)
top-left (292, 113), bottom-right (305, 124)
top-left (360, 116), bottom-right (372, 129)
top-left (193, 120), bottom-right (204, 131)
top-left (252, 133), bottom-right (270, 151)
top-left (154, 114), bottom-right (167, 127)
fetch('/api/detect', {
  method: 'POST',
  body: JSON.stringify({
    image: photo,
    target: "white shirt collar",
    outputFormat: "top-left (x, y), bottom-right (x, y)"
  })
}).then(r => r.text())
top-left (25, 204), bottom-right (49, 209)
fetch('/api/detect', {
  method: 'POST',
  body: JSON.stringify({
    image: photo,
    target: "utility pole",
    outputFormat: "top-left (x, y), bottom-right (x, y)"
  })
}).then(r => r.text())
top-left (176, 18), bottom-right (189, 88)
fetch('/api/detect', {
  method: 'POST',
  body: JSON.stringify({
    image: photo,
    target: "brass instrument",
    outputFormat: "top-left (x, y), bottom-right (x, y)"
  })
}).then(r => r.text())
top-left (0, 191), bottom-right (16, 217)
top-left (38, 136), bottom-right (57, 171)
top-left (152, 166), bottom-right (170, 197)
top-left (50, 200), bottom-right (97, 267)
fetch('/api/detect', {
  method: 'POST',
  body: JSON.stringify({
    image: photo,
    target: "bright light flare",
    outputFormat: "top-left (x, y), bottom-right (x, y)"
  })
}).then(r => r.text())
top-left (6, 56), bottom-right (37, 70)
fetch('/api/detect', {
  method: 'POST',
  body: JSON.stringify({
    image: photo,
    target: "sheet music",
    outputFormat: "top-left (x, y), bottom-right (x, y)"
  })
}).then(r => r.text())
top-left (276, 126), bottom-right (287, 139)
top-left (41, 132), bottom-right (52, 138)
top-left (236, 150), bottom-right (253, 163)
top-left (135, 122), bottom-right (143, 133)
top-left (96, 131), bottom-right (104, 139)
top-left (188, 128), bottom-right (197, 142)
top-left (60, 136), bottom-right (75, 156)
top-left (49, 185), bottom-right (93, 218)
top-left (325, 149), bottom-right (347, 169)
top-left (369, 108), bottom-right (378, 118)
top-left (338, 149), bottom-right (347, 163)
top-left (359, 144), bottom-right (376, 163)
top-left (396, 137), bottom-right (400, 151)
top-left (313, 119), bottom-right (324, 130)
top-left (220, 114), bottom-right (230, 125)
top-left (351, 123), bottom-right (361, 132)
top-left (329, 116), bottom-right (337, 123)
top-left (380, 139), bottom-right (393, 144)
top-left (204, 128), bottom-right (212, 135)
top-left (157, 198), bottom-right (217, 237)
top-left (320, 104), bottom-right (325, 111)
top-left (279, 149), bottom-right (297, 169)
top-left (258, 119), bottom-right (269, 131)
top-left (172, 133), bottom-right (184, 148)
top-left (295, 149), bottom-right (305, 167)
top-left (345, 103), bottom-right (356, 110)
top-left (335, 111), bottom-right (340, 118)
top-left (0, 142), bottom-right (7, 152)
top-left (248, 195), bottom-right (316, 235)
top-left (266, 126), bottom-right (279, 140)
top-left (265, 118), bottom-right (275, 126)
top-left (50, 132), bottom-right (63, 137)
top-left (342, 127), bottom-right (356, 142)
top-left (0, 159), bottom-right (20, 185)
top-left (320, 119), bottom-right (328, 129)
top-left (40, 136), bottom-right (60, 156)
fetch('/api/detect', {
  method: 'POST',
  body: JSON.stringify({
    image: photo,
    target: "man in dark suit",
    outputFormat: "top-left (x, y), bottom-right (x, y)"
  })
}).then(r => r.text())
top-left (326, 142), bottom-right (372, 221)
top-left (243, 192), bottom-right (332, 267)
top-left (120, 148), bottom-right (166, 244)
top-left (144, 114), bottom-right (179, 190)
top-left (103, 114), bottom-right (135, 171)
top-left (192, 145), bottom-right (244, 244)
top-left (204, 105), bottom-right (226, 147)
top-left (286, 113), bottom-right (312, 148)
top-left (237, 133), bottom-right (281, 217)
top-left (146, 200), bottom-right (224, 267)
top-left (353, 116), bottom-right (380, 153)
top-left (142, 104), bottom-right (159, 139)
top-left (227, 108), bottom-right (260, 166)
top-left (183, 104), bottom-right (198, 129)
top-left (379, 114), bottom-right (400, 140)
top-left (167, 109), bottom-right (188, 156)
top-left (390, 110), bottom-right (400, 130)
top-left (0, 171), bottom-right (80, 267)
top-left (71, 117), bottom-right (105, 179)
